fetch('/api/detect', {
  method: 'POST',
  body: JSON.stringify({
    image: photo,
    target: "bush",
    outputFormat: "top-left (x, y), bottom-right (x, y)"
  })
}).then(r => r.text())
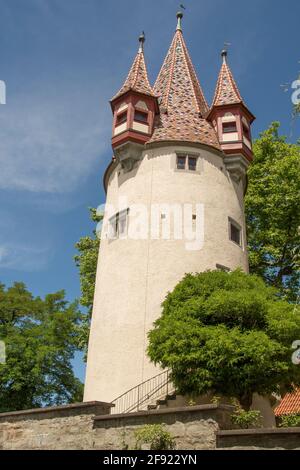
top-left (279, 414), bottom-right (300, 428)
top-left (231, 409), bottom-right (262, 429)
top-left (148, 270), bottom-right (300, 411)
top-left (134, 424), bottom-right (176, 450)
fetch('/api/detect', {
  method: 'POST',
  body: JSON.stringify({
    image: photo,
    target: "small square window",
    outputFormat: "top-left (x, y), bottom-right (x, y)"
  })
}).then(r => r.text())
top-left (223, 122), bottom-right (237, 133)
top-left (134, 110), bottom-right (148, 123)
top-left (229, 220), bottom-right (241, 246)
top-left (116, 111), bottom-right (127, 126)
top-left (177, 155), bottom-right (186, 170)
top-left (188, 157), bottom-right (197, 171)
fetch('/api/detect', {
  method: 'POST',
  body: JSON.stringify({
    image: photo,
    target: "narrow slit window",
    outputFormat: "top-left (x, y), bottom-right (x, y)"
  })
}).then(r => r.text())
top-left (118, 210), bottom-right (128, 236)
top-left (243, 123), bottom-right (251, 140)
top-left (109, 209), bottom-right (129, 239)
top-left (229, 220), bottom-right (241, 246)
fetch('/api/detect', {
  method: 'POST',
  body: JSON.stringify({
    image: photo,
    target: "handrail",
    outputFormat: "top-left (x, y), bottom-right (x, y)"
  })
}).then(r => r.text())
top-left (111, 369), bottom-right (173, 414)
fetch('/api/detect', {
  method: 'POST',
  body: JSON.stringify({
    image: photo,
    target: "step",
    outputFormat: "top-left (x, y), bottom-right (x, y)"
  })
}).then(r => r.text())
top-left (156, 399), bottom-right (168, 406)
top-left (166, 394), bottom-right (176, 401)
top-left (147, 404), bottom-right (157, 411)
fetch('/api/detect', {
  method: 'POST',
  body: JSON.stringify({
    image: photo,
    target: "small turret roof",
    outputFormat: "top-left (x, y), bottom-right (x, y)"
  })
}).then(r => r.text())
top-left (211, 50), bottom-right (243, 107)
top-left (111, 34), bottom-right (156, 101)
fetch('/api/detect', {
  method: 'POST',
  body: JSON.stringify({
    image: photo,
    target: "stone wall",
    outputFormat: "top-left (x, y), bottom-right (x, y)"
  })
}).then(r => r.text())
top-left (217, 428), bottom-right (300, 450)
top-left (0, 402), bottom-right (299, 450)
top-left (93, 404), bottom-right (233, 450)
top-left (0, 402), bottom-right (112, 450)
top-left (0, 403), bottom-right (233, 450)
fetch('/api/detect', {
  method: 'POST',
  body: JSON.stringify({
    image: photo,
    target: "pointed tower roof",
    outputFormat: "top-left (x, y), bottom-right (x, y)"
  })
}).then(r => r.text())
top-left (149, 12), bottom-right (220, 150)
top-left (111, 33), bottom-right (156, 101)
top-left (211, 50), bottom-right (243, 107)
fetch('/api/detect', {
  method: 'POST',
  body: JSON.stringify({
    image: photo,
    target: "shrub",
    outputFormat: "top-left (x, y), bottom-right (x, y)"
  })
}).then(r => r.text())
top-left (134, 424), bottom-right (176, 450)
top-left (279, 414), bottom-right (300, 428)
top-left (231, 409), bottom-right (262, 429)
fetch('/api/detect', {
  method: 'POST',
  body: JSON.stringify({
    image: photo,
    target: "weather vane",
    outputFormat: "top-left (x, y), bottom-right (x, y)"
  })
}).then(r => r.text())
top-left (179, 4), bottom-right (186, 10)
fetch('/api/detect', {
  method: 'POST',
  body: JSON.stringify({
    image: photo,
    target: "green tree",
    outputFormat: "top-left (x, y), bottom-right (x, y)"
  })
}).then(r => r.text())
top-left (148, 270), bottom-right (300, 410)
top-left (245, 122), bottom-right (300, 301)
top-left (74, 208), bottom-right (101, 355)
top-left (0, 282), bottom-right (83, 412)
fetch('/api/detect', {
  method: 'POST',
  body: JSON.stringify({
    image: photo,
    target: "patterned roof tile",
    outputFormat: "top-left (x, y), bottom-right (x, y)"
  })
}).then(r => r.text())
top-left (274, 389), bottom-right (300, 416)
top-left (149, 29), bottom-right (221, 151)
top-left (212, 53), bottom-right (243, 107)
top-left (112, 44), bottom-right (155, 101)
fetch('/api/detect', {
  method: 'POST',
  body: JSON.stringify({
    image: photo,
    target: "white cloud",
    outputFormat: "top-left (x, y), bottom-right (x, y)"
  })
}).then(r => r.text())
top-left (0, 88), bottom-right (111, 193)
top-left (0, 243), bottom-right (52, 272)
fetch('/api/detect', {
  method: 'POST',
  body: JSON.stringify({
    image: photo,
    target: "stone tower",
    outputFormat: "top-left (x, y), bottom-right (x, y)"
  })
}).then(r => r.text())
top-left (84, 13), bottom-right (255, 404)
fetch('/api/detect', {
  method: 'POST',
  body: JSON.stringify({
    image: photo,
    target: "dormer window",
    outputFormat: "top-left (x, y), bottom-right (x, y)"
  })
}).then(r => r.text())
top-left (134, 110), bottom-right (148, 123)
top-left (116, 111), bottom-right (127, 126)
top-left (223, 121), bottom-right (237, 133)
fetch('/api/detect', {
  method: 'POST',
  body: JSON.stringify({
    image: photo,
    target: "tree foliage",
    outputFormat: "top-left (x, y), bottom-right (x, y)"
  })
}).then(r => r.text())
top-left (0, 282), bottom-right (83, 412)
top-left (148, 270), bottom-right (300, 410)
top-left (245, 122), bottom-right (300, 301)
top-left (74, 208), bottom-right (101, 355)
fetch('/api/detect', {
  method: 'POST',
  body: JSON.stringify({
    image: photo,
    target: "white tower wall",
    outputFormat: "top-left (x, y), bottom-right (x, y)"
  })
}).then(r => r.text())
top-left (84, 144), bottom-right (248, 403)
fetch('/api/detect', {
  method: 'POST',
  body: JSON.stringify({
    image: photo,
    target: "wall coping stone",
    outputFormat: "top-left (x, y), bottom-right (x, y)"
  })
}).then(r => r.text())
top-left (217, 427), bottom-right (300, 449)
top-left (94, 403), bottom-right (235, 426)
top-left (0, 401), bottom-right (113, 423)
top-left (218, 427), bottom-right (300, 437)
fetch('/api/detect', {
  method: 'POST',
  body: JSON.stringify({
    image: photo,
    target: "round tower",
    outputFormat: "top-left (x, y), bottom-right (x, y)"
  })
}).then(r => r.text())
top-left (84, 14), bottom-right (255, 404)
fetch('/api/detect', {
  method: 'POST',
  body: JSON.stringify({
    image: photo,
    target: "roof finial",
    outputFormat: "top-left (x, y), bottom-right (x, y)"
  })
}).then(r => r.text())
top-left (221, 42), bottom-right (231, 63)
top-left (138, 31), bottom-right (145, 53)
top-left (221, 49), bottom-right (228, 63)
top-left (176, 11), bottom-right (183, 32)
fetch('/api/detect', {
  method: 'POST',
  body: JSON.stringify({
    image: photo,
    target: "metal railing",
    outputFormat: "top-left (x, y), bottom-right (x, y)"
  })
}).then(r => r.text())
top-left (111, 369), bottom-right (173, 414)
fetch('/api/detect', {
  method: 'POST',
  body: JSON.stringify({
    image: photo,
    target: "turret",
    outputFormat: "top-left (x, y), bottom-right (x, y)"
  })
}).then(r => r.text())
top-left (110, 33), bottom-right (158, 172)
top-left (207, 50), bottom-right (255, 186)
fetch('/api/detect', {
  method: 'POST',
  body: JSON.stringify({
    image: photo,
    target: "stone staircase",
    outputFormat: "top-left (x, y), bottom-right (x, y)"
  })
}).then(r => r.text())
top-left (147, 392), bottom-right (177, 411)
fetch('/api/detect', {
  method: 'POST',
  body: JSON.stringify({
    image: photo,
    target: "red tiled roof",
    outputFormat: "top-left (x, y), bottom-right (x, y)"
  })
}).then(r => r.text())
top-left (111, 45), bottom-right (155, 101)
top-left (211, 54), bottom-right (243, 107)
top-left (149, 29), bottom-right (221, 151)
top-left (275, 389), bottom-right (300, 416)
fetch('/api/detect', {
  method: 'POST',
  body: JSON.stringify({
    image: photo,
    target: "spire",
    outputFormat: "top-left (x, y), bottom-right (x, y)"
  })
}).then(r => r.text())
top-left (111, 33), bottom-right (155, 101)
top-left (211, 50), bottom-right (243, 107)
top-left (149, 12), bottom-right (220, 150)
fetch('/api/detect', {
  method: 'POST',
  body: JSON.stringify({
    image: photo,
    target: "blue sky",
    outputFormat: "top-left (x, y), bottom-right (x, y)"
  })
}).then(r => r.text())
top-left (0, 0), bottom-right (299, 383)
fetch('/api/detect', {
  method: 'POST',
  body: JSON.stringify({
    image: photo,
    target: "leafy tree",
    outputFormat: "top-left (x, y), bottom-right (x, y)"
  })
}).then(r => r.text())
top-left (148, 270), bottom-right (300, 410)
top-left (0, 282), bottom-right (83, 412)
top-left (245, 122), bottom-right (300, 301)
top-left (74, 208), bottom-right (101, 355)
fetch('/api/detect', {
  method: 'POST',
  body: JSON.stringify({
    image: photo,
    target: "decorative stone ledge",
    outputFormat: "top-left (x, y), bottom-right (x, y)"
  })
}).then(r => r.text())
top-left (217, 427), bottom-right (300, 449)
top-left (0, 401), bottom-right (113, 423)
